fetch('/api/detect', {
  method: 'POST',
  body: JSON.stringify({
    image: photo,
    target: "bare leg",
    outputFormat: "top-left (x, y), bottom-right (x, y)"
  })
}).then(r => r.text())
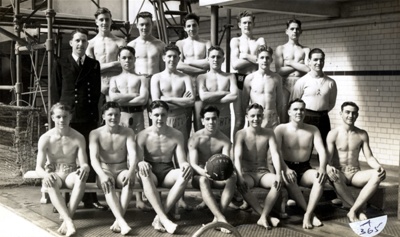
top-left (303, 181), bottom-right (324, 229)
top-left (110, 180), bottom-right (134, 235)
top-left (65, 174), bottom-right (86, 217)
top-left (136, 192), bottom-right (152, 211)
top-left (162, 171), bottom-right (189, 214)
top-left (194, 100), bottom-right (204, 132)
top-left (233, 91), bottom-right (245, 137)
top-left (104, 187), bottom-right (131, 235)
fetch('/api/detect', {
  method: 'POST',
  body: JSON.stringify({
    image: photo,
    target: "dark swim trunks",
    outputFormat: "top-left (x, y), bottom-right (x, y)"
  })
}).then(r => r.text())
top-left (148, 161), bottom-right (174, 185)
top-left (284, 160), bottom-right (312, 183)
top-left (235, 73), bottom-right (247, 90)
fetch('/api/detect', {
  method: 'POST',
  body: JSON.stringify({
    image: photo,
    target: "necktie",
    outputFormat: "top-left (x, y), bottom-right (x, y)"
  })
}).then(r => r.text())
top-left (78, 57), bottom-right (82, 67)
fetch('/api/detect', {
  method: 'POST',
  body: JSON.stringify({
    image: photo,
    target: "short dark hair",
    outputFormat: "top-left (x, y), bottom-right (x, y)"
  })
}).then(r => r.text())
top-left (257, 45), bottom-right (273, 57)
top-left (183, 13), bottom-right (200, 26)
top-left (94, 7), bottom-right (112, 19)
top-left (200, 105), bottom-right (220, 118)
top-left (286, 19), bottom-right (302, 29)
top-left (246, 103), bottom-right (264, 114)
top-left (288, 98), bottom-right (306, 110)
top-left (118, 46), bottom-right (135, 57)
top-left (237, 10), bottom-right (255, 23)
top-left (70, 28), bottom-right (88, 40)
top-left (164, 43), bottom-right (181, 55)
top-left (341, 101), bottom-right (359, 112)
top-left (308, 48), bottom-right (325, 60)
top-left (101, 101), bottom-right (121, 115)
top-left (136, 11), bottom-right (153, 23)
top-left (207, 45), bottom-right (224, 56)
top-left (150, 100), bottom-right (169, 112)
top-left (50, 103), bottom-right (72, 115)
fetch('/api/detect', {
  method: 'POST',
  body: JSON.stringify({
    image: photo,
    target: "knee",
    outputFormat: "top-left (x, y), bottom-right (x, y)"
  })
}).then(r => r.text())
top-left (370, 170), bottom-right (384, 183)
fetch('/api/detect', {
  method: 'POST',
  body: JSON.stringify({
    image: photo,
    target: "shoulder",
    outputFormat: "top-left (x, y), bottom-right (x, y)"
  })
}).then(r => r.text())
top-left (327, 127), bottom-right (339, 140)
top-left (355, 127), bottom-right (369, 139)
top-left (256, 37), bottom-right (266, 44)
top-left (70, 128), bottom-right (85, 142)
top-left (230, 37), bottom-right (240, 45)
top-left (274, 124), bottom-right (287, 133)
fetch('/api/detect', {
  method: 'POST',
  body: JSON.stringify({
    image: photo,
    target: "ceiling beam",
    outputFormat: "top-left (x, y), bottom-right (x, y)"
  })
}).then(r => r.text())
top-left (200, 0), bottom-right (341, 18)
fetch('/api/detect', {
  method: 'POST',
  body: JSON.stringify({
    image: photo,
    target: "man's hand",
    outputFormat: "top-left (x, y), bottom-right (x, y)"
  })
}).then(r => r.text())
top-left (274, 173), bottom-right (282, 191)
top-left (138, 161), bottom-right (152, 177)
top-left (122, 173), bottom-right (135, 187)
top-left (283, 168), bottom-right (297, 184)
top-left (99, 174), bottom-right (114, 194)
top-left (183, 91), bottom-right (192, 98)
top-left (237, 176), bottom-right (248, 194)
top-left (43, 173), bottom-right (57, 188)
top-left (316, 167), bottom-right (327, 184)
top-left (326, 165), bottom-right (339, 182)
top-left (377, 167), bottom-right (386, 181)
top-left (76, 166), bottom-right (90, 181)
top-left (181, 163), bottom-right (193, 180)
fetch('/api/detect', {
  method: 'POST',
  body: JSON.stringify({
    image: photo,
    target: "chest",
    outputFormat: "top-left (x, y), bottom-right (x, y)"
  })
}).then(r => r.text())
top-left (135, 42), bottom-right (160, 59)
top-left (244, 134), bottom-right (268, 152)
top-left (115, 76), bottom-right (141, 90)
top-left (282, 45), bottom-right (305, 61)
top-left (285, 130), bottom-right (313, 149)
top-left (182, 41), bottom-right (207, 58)
top-left (147, 135), bottom-right (176, 154)
top-left (99, 134), bottom-right (126, 152)
top-left (159, 77), bottom-right (186, 95)
top-left (239, 39), bottom-right (259, 54)
top-left (336, 132), bottom-right (362, 151)
top-left (250, 77), bottom-right (275, 93)
top-left (205, 75), bottom-right (230, 91)
top-left (48, 137), bottom-right (76, 156)
top-left (198, 137), bottom-right (223, 155)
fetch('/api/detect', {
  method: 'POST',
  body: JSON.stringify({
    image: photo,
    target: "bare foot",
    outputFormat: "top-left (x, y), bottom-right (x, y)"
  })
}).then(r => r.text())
top-left (312, 216), bottom-right (323, 227)
top-left (178, 199), bottom-right (193, 211)
top-left (239, 201), bottom-right (251, 211)
top-left (152, 216), bottom-right (166, 233)
top-left (212, 217), bottom-right (232, 234)
top-left (347, 211), bottom-right (360, 223)
top-left (195, 201), bottom-right (207, 210)
top-left (110, 221), bottom-right (121, 233)
top-left (228, 202), bottom-right (240, 210)
top-left (158, 216), bottom-right (178, 234)
top-left (136, 201), bottom-right (153, 212)
top-left (358, 212), bottom-right (368, 221)
top-left (268, 216), bottom-right (280, 227)
top-left (119, 222), bottom-right (132, 236)
top-left (303, 213), bottom-right (313, 229)
top-left (65, 220), bottom-right (76, 237)
top-left (257, 218), bottom-right (272, 230)
top-left (57, 221), bottom-right (67, 235)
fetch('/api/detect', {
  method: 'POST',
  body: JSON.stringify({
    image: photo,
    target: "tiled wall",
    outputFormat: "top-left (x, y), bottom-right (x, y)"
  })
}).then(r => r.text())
top-left (192, 0), bottom-right (400, 165)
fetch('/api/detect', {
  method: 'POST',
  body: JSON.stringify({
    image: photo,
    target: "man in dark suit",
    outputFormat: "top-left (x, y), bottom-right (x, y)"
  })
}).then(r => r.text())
top-left (52, 28), bottom-right (107, 210)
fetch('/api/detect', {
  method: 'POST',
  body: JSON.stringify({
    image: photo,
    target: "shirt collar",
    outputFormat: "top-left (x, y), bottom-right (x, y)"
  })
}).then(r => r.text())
top-left (71, 54), bottom-right (86, 63)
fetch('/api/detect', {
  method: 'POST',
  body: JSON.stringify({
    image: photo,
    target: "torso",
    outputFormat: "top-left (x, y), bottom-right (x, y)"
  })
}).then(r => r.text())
top-left (43, 129), bottom-right (80, 165)
top-left (232, 36), bottom-right (262, 74)
top-left (95, 126), bottom-right (130, 164)
top-left (280, 43), bottom-right (308, 78)
top-left (193, 130), bottom-right (229, 166)
top-left (141, 127), bottom-right (178, 163)
top-left (297, 74), bottom-right (335, 111)
top-left (239, 128), bottom-right (271, 171)
top-left (203, 71), bottom-right (232, 115)
top-left (248, 71), bottom-right (279, 110)
top-left (156, 71), bottom-right (189, 114)
top-left (331, 127), bottom-right (364, 167)
top-left (112, 73), bottom-right (142, 105)
top-left (278, 123), bottom-right (314, 163)
top-left (128, 37), bottom-right (164, 75)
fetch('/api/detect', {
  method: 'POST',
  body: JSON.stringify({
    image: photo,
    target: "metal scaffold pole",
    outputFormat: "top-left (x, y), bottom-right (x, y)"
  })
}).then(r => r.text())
top-left (46, 0), bottom-right (55, 128)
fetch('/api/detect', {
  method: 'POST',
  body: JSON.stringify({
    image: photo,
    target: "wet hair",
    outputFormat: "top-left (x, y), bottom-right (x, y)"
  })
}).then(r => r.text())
top-left (101, 101), bottom-right (121, 115)
top-left (50, 103), bottom-right (72, 115)
top-left (70, 28), bottom-right (88, 40)
top-left (183, 13), bottom-right (200, 26)
top-left (246, 103), bottom-right (264, 114)
top-left (149, 100), bottom-right (169, 112)
top-left (200, 105), bottom-right (220, 118)
top-left (286, 19), bottom-right (302, 29)
top-left (207, 45), bottom-right (224, 56)
top-left (257, 45), bottom-right (273, 57)
top-left (288, 98), bottom-right (306, 110)
top-left (136, 11), bottom-right (153, 23)
top-left (308, 48), bottom-right (325, 60)
top-left (163, 43), bottom-right (181, 55)
top-left (237, 10), bottom-right (255, 23)
top-left (341, 101), bottom-right (359, 112)
top-left (94, 7), bottom-right (112, 19)
top-left (118, 46), bottom-right (135, 57)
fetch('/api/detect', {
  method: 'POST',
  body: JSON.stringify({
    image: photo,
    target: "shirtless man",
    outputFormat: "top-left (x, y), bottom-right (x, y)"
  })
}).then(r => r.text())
top-left (188, 105), bottom-right (237, 234)
top-left (243, 46), bottom-right (284, 129)
top-left (291, 48), bottom-right (337, 145)
top-left (176, 13), bottom-right (211, 132)
top-left (89, 102), bottom-right (136, 235)
top-left (137, 100), bottom-right (192, 233)
top-left (275, 19), bottom-right (310, 123)
top-left (128, 11), bottom-right (165, 76)
top-left (197, 46), bottom-right (238, 138)
top-left (151, 44), bottom-right (195, 146)
top-left (86, 7), bottom-right (126, 101)
top-left (36, 103), bottom-right (89, 236)
top-left (274, 99), bottom-right (327, 229)
top-left (109, 46), bottom-right (149, 134)
top-left (231, 10), bottom-right (267, 136)
top-left (234, 103), bottom-right (283, 230)
top-left (326, 101), bottom-right (386, 222)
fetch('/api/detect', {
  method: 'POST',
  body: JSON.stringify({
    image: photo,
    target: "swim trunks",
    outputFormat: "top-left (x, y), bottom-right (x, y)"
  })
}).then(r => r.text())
top-left (45, 163), bottom-right (77, 188)
top-left (219, 114), bottom-right (231, 138)
top-left (148, 161), bottom-right (175, 186)
top-left (243, 167), bottom-right (270, 187)
top-left (303, 109), bottom-right (330, 146)
top-left (100, 161), bottom-right (128, 181)
top-left (120, 106), bottom-right (145, 134)
top-left (235, 73), bottom-right (247, 90)
top-left (283, 76), bottom-right (301, 94)
top-left (339, 166), bottom-right (361, 184)
top-left (262, 109), bottom-right (279, 129)
top-left (284, 160), bottom-right (312, 183)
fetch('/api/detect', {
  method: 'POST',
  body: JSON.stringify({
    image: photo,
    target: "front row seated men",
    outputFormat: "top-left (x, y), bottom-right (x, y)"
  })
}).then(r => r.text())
top-left (188, 105), bottom-right (237, 234)
top-left (36, 103), bottom-right (90, 236)
top-left (326, 101), bottom-right (386, 222)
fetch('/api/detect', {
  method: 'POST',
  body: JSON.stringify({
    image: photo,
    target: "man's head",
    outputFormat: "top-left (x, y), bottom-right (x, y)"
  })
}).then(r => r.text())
top-left (163, 43), bottom-right (180, 69)
top-left (245, 103), bottom-right (264, 127)
top-left (288, 99), bottom-right (306, 122)
top-left (69, 28), bottom-right (89, 57)
top-left (207, 45), bottom-right (225, 70)
top-left (149, 100), bottom-right (169, 127)
top-left (94, 7), bottom-right (112, 32)
top-left (101, 101), bottom-right (121, 126)
top-left (340, 101), bottom-right (359, 125)
top-left (118, 46), bottom-right (136, 71)
top-left (286, 19), bottom-right (302, 40)
top-left (183, 13), bottom-right (200, 37)
top-left (256, 45), bottom-right (273, 69)
top-left (50, 103), bottom-right (72, 128)
top-left (136, 11), bottom-right (153, 37)
top-left (237, 10), bottom-right (255, 34)
top-left (308, 48), bottom-right (325, 73)
top-left (200, 106), bottom-right (220, 132)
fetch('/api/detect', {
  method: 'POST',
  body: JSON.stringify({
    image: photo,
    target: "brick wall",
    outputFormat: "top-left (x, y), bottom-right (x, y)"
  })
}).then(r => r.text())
top-left (193, 0), bottom-right (400, 165)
